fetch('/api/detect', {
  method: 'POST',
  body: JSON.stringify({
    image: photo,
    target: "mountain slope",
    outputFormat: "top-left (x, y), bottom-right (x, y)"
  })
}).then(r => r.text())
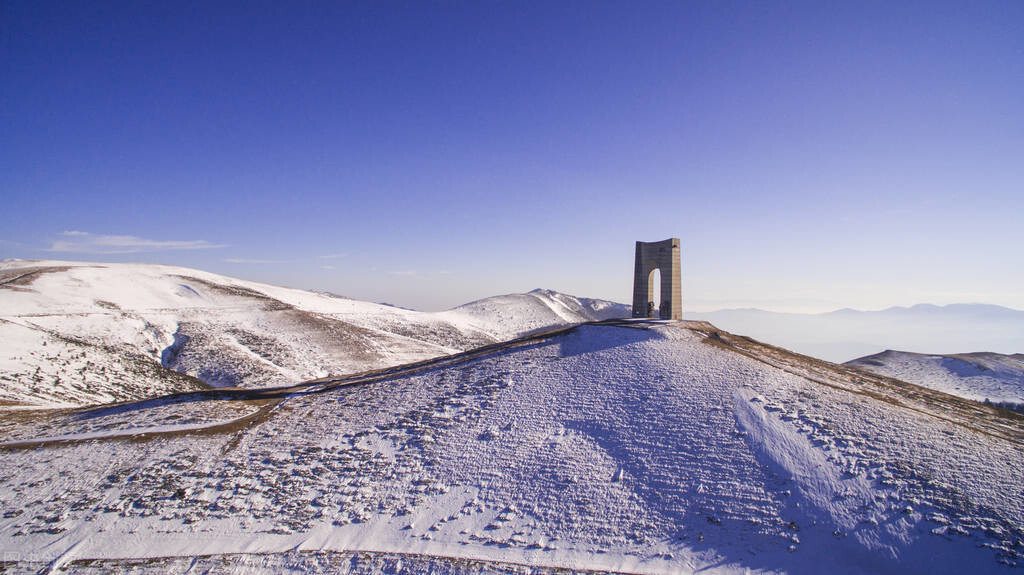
top-left (0, 321), bottom-right (1020, 573)
top-left (687, 304), bottom-right (1024, 363)
top-left (0, 260), bottom-right (628, 408)
top-left (847, 350), bottom-right (1024, 410)
top-left (437, 288), bottom-right (631, 341)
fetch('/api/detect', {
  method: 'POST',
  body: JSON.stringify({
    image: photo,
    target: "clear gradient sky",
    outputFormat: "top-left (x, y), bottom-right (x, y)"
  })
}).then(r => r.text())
top-left (2, 2), bottom-right (1022, 312)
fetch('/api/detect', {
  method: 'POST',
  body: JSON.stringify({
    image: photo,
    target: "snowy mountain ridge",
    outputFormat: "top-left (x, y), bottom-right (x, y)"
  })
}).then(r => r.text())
top-left (0, 260), bottom-right (627, 408)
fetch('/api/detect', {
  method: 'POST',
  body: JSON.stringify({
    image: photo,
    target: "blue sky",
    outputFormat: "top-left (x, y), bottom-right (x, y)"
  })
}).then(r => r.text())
top-left (3, 1), bottom-right (1022, 311)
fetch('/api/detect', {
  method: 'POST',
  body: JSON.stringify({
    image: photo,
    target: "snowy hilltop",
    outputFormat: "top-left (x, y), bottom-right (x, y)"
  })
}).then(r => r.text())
top-left (1, 261), bottom-right (1022, 574)
top-left (0, 320), bottom-right (1022, 573)
top-left (0, 260), bottom-right (628, 408)
top-left (847, 350), bottom-right (1024, 412)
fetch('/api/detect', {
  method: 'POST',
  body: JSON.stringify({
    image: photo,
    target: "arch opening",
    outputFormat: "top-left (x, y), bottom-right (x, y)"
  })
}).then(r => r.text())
top-left (648, 268), bottom-right (661, 318)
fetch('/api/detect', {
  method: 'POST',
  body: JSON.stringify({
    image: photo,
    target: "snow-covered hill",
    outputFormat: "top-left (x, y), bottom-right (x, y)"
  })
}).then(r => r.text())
top-left (437, 288), bottom-right (631, 341)
top-left (688, 304), bottom-right (1024, 363)
top-left (0, 322), bottom-right (1020, 573)
top-left (0, 260), bottom-right (627, 408)
top-left (847, 350), bottom-right (1024, 411)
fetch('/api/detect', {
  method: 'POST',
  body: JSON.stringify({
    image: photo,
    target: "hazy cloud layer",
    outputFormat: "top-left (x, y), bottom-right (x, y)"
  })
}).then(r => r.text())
top-left (48, 231), bottom-right (227, 254)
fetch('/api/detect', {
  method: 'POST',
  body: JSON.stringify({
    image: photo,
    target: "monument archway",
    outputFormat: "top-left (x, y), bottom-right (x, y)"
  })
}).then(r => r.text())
top-left (649, 268), bottom-right (662, 316)
top-left (632, 238), bottom-right (681, 320)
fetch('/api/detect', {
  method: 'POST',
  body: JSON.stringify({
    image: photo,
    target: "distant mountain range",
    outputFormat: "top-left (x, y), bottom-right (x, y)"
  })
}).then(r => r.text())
top-left (686, 304), bottom-right (1024, 363)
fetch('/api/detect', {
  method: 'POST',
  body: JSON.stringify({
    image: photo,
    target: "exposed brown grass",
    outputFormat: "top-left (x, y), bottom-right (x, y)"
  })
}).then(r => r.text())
top-left (692, 323), bottom-right (1024, 445)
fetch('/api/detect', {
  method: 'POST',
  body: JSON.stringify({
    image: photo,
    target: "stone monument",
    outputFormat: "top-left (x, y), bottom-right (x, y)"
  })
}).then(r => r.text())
top-left (631, 238), bottom-right (681, 320)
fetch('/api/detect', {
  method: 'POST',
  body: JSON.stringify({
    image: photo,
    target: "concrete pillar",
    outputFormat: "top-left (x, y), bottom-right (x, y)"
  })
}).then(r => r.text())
top-left (631, 238), bottom-right (681, 320)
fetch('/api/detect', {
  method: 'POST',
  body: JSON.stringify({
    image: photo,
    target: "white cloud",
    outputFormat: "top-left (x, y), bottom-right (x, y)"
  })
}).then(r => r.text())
top-left (47, 231), bottom-right (227, 254)
top-left (319, 253), bottom-right (348, 260)
top-left (320, 265), bottom-right (336, 270)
